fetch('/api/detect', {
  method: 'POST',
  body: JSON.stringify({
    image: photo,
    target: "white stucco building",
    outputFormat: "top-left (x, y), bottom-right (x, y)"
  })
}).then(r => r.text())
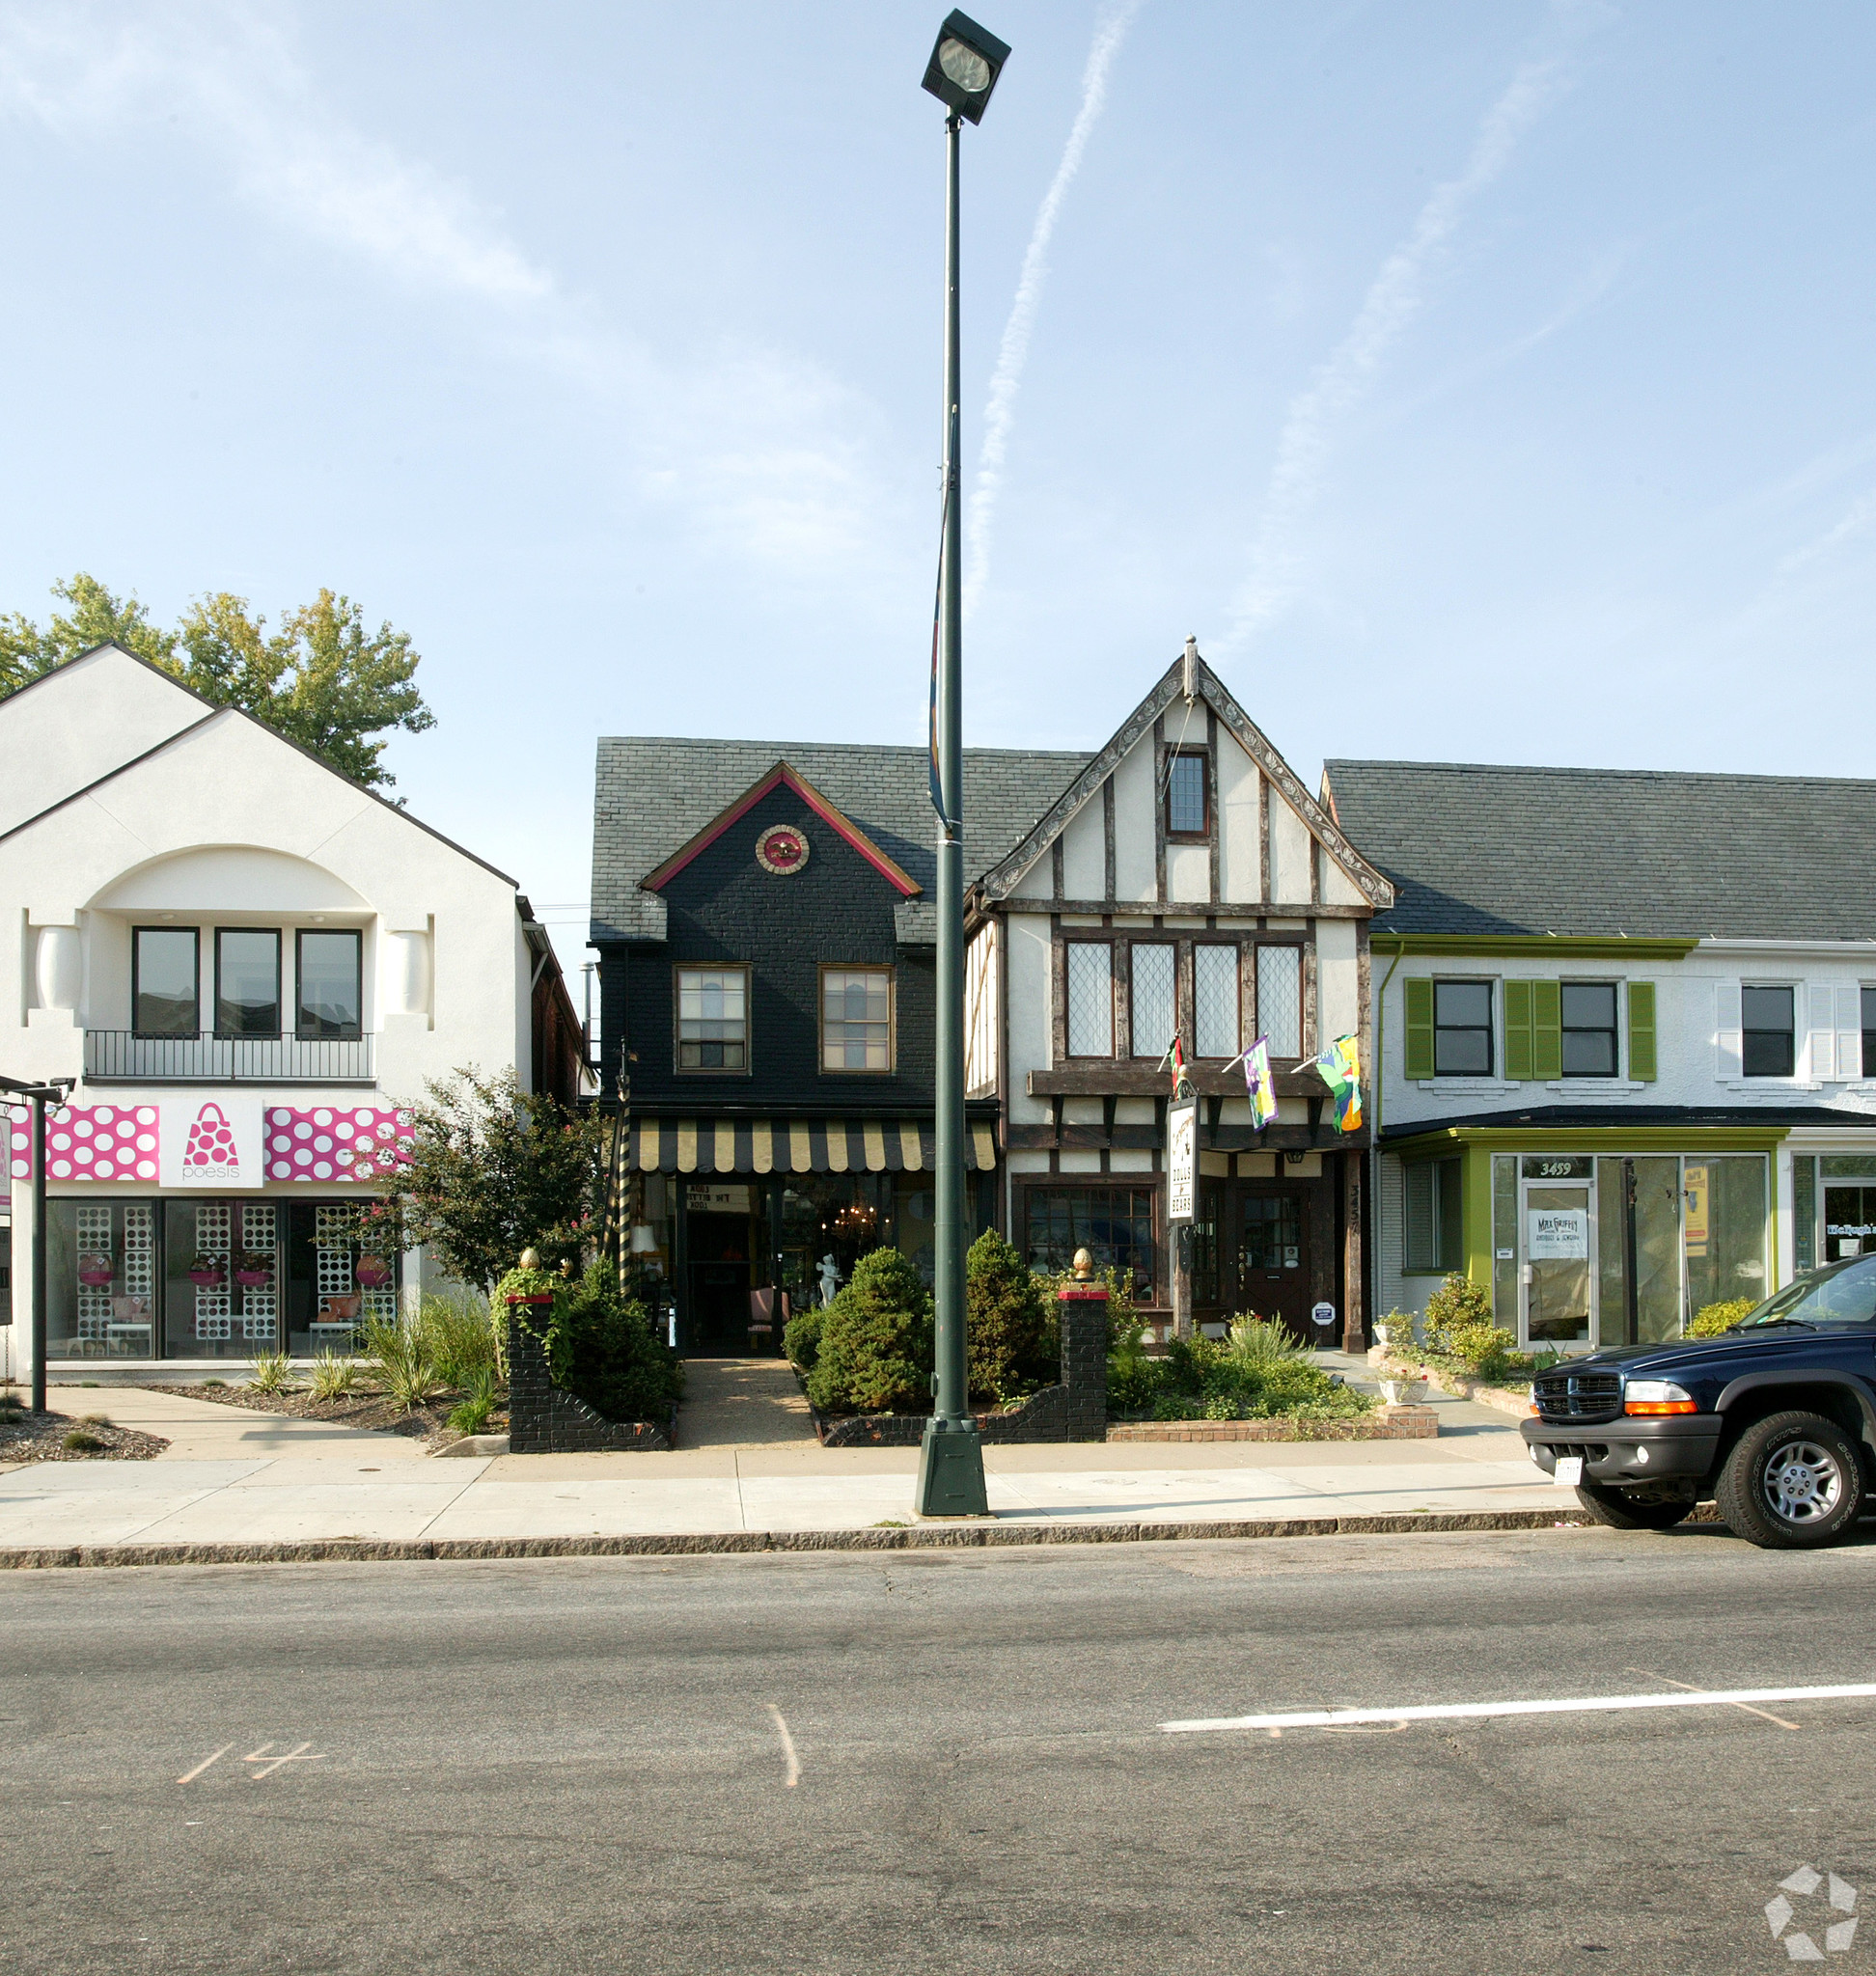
top-left (0, 643), bottom-right (582, 1377)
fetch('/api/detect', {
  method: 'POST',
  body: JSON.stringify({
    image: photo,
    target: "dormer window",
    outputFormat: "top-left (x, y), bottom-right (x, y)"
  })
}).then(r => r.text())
top-left (1166, 752), bottom-right (1208, 837)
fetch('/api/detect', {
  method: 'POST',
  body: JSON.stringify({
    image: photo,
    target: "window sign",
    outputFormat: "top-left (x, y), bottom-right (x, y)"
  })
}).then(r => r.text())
top-left (1683, 1164), bottom-right (1710, 1259)
top-left (1168, 1101), bottom-right (1197, 1223)
top-left (1527, 1208), bottom-right (1588, 1260)
top-left (1521, 1156), bottom-right (1592, 1180)
top-left (158, 1097), bottom-right (266, 1189)
top-left (688, 1184), bottom-right (752, 1214)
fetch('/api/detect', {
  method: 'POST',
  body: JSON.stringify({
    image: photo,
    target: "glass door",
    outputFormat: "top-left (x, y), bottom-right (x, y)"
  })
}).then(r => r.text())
top-left (1236, 1188), bottom-right (1311, 1340)
top-left (1523, 1182), bottom-right (1593, 1345)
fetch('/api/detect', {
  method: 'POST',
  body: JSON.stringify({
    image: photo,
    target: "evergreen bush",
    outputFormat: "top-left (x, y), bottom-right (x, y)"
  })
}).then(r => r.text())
top-left (493, 1262), bottom-right (682, 1424)
top-left (966, 1229), bottom-right (1051, 1401)
top-left (1420, 1274), bottom-right (1495, 1356)
top-left (783, 1303), bottom-right (824, 1374)
top-left (804, 1248), bottom-right (932, 1415)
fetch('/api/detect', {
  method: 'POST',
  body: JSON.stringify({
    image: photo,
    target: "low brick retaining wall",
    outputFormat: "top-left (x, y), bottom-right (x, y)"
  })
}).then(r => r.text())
top-left (1107, 1405), bottom-right (1438, 1443)
top-left (507, 1315), bottom-right (674, 1454)
top-left (815, 1384), bottom-right (1069, 1447)
top-left (1374, 1355), bottom-right (1532, 1420)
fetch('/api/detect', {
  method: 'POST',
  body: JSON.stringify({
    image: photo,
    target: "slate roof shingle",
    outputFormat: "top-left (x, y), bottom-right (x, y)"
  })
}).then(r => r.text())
top-left (592, 737), bottom-right (1091, 943)
top-left (1323, 759), bottom-right (1876, 942)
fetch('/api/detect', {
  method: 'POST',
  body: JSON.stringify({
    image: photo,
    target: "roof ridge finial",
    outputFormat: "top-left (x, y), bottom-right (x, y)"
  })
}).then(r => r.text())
top-left (1182, 634), bottom-right (1199, 705)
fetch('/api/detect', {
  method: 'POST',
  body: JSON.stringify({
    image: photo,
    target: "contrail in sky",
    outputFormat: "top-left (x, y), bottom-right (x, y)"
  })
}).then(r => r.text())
top-left (1221, 43), bottom-right (1579, 649)
top-left (964, 0), bottom-right (1144, 618)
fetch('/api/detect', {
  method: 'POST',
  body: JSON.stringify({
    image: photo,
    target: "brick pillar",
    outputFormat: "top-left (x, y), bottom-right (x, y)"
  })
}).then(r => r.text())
top-left (1058, 1283), bottom-right (1109, 1441)
top-left (506, 1296), bottom-right (555, 1456)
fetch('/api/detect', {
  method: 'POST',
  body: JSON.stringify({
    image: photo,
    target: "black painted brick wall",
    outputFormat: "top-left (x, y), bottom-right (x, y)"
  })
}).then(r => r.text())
top-left (507, 1312), bottom-right (673, 1454)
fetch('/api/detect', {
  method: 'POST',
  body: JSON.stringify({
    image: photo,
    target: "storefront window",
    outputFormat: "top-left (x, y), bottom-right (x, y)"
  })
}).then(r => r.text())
top-left (1492, 1155), bottom-right (1518, 1323)
top-left (47, 1201), bottom-right (158, 1358)
top-left (1023, 1185), bottom-right (1157, 1303)
top-left (1683, 1157), bottom-right (1768, 1318)
top-left (1793, 1156), bottom-right (1817, 1274)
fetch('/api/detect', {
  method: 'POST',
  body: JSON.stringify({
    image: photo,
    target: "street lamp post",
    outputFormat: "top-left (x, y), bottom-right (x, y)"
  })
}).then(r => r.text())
top-left (1, 1074), bottom-right (73, 1415)
top-left (917, 10), bottom-right (1008, 1520)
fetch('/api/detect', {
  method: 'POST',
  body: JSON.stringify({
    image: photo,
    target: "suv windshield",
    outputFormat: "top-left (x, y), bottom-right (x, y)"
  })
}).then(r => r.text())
top-left (1734, 1254), bottom-right (1876, 1329)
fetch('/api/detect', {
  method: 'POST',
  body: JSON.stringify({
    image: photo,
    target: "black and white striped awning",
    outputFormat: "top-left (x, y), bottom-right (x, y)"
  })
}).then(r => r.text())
top-left (627, 1117), bottom-right (997, 1176)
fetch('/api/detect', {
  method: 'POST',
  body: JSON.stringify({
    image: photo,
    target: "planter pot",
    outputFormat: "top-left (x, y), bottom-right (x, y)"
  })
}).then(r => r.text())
top-left (1380, 1378), bottom-right (1427, 1406)
top-left (355, 1258), bottom-right (392, 1289)
top-left (187, 1268), bottom-right (225, 1289)
top-left (234, 1270), bottom-right (272, 1289)
top-left (77, 1255), bottom-right (116, 1288)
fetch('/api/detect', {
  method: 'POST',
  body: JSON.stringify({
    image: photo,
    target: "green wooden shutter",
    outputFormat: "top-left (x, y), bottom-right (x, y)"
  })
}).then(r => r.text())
top-left (1628, 980), bottom-right (1657, 1082)
top-left (1504, 979), bottom-right (1532, 1081)
top-left (1532, 979), bottom-right (1562, 1080)
top-left (1403, 976), bottom-right (1434, 1080)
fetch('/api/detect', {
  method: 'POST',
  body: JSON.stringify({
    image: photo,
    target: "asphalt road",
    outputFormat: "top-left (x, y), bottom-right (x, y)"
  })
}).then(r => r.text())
top-left (6, 1524), bottom-right (1876, 1974)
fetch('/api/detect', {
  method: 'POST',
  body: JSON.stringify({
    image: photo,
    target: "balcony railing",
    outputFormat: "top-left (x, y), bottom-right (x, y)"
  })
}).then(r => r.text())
top-left (84, 1031), bottom-right (375, 1084)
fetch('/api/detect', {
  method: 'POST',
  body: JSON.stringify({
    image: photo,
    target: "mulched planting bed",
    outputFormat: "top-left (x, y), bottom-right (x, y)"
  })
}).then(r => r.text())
top-left (143, 1382), bottom-right (508, 1451)
top-left (0, 1408), bottom-right (169, 1464)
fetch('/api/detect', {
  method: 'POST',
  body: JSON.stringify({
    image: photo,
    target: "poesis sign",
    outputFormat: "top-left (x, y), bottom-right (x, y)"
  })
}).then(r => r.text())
top-left (159, 1097), bottom-right (266, 1189)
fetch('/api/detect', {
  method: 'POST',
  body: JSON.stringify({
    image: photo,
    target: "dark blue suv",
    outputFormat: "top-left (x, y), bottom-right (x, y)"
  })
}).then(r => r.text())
top-left (1521, 1253), bottom-right (1876, 1549)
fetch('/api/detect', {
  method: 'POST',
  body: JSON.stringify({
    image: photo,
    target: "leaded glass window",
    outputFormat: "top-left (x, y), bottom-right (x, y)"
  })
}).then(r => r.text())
top-left (1065, 944), bottom-right (1113, 1057)
top-left (1257, 946), bottom-right (1302, 1057)
top-left (1195, 946), bottom-right (1239, 1058)
top-left (1130, 944), bottom-right (1176, 1059)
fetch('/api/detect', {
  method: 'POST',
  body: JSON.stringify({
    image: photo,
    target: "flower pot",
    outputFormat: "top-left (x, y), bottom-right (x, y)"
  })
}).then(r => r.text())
top-left (234, 1270), bottom-right (272, 1289)
top-left (188, 1267), bottom-right (225, 1289)
top-left (355, 1256), bottom-right (392, 1289)
top-left (77, 1254), bottom-right (116, 1288)
top-left (1380, 1378), bottom-right (1426, 1406)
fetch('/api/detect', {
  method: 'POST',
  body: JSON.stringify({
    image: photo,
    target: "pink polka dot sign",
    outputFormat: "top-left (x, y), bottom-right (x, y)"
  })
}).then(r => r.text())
top-left (4, 1102), bottom-right (31, 1187)
top-left (41, 1105), bottom-right (161, 1184)
top-left (264, 1106), bottom-right (414, 1184)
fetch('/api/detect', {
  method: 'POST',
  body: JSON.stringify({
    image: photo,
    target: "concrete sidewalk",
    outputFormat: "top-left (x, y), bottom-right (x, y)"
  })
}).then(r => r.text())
top-left (0, 1379), bottom-right (1580, 1555)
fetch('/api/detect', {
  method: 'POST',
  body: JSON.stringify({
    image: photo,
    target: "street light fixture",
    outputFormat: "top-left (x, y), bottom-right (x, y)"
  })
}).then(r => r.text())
top-left (0, 1073), bottom-right (74, 1415)
top-left (916, 11), bottom-right (1007, 1521)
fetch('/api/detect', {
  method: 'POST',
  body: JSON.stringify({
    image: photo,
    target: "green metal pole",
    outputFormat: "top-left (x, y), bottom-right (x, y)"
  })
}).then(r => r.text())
top-left (918, 109), bottom-right (988, 1518)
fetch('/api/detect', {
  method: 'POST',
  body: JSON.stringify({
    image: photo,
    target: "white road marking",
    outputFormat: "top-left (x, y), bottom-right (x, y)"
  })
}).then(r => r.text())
top-left (1628, 1665), bottom-right (1800, 1731)
top-left (765, 1704), bottom-right (800, 1787)
top-left (177, 1744), bottom-right (234, 1785)
top-left (243, 1742), bottom-right (325, 1778)
top-left (1161, 1682), bottom-right (1876, 1735)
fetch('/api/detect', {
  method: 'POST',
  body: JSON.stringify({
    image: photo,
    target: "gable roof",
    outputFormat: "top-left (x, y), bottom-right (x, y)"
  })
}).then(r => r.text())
top-left (640, 760), bottom-right (922, 897)
top-left (0, 643), bottom-right (517, 886)
top-left (592, 736), bottom-right (1090, 943)
top-left (1322, 758), bottom-right (1876, 941)
top-left (978, 649), bottom-right (1394, 907)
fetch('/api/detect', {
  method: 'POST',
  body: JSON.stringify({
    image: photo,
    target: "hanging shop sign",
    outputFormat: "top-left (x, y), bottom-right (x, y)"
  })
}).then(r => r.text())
top-left (1168, 1100), bottom-right (1198, 1224)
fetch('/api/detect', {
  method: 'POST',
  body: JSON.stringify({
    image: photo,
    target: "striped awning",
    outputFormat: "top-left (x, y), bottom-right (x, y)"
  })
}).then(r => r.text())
top-left (629, 1118), bottom-right (997, 1176)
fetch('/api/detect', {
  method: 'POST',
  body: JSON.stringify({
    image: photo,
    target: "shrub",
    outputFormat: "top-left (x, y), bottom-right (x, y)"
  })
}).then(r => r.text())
top-left (78, 1413), bottom-right (111, 1426)
top-left (62, 1429), bottom-right (107, 1452)
top-left (417, 1293), bottom-right (501, 1389)
top-left (783, 1303), bottom-right (825, 1374)
top-left (203, 1377), bottom-right (227, 1388)
top-left (805, 1248), bottom-right (932, 1415)
top-left (362, 1313), bottom-right (445, 1413)
top-left (1421, 1275), bottom-right (1495, 1357)
top-left (1225, 1315), bottom-right (1310, 1369)
top-left (1690, 1298), bottom-right (1756, 1337)
top-left (1445, 1323), bottom-right (1519, 1378)
top-left (544, 1263), bottom-right (683, 1424)
top-left (246, 1350), bottom-right (295, 1394)
top-left (447, 1370), bottom-right (498, 1436)
top-left (966, 1230), bottom-right (1051, 1401)
top-left (309, 1352), bottom-right (359, 1401)
top-left (1116, 1334), bottom-right (1373, 1423)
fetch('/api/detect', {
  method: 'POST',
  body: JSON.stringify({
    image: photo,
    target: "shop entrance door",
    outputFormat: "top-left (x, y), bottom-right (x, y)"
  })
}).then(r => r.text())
top-left (1234, 1186), bottom-right (1314, 1339)
top-left (686, 1212), bottom-right (753, 1353)
top-left (1524, 1182), bottom-right (1594, 1345)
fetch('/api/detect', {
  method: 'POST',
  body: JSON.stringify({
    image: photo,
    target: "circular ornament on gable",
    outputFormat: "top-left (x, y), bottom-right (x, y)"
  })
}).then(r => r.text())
top-left (756, 824), bottom-right (810, 875)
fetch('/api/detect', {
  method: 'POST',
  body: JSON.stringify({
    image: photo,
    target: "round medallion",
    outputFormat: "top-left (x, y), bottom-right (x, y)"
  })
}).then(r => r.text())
top-left (756, 824), bottom-right (809, 875)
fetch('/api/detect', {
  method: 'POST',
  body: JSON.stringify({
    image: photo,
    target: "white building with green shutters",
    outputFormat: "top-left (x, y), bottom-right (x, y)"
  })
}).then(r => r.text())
top-left (1321, 759), bottom-right (1876, 1352)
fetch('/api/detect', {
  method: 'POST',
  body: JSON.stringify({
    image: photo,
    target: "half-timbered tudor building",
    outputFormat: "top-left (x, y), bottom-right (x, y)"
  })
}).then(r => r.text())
top-left (589, 739), bottom-right (1082, 1352)
top-left (966, 646), bottom-right (1393, 1350)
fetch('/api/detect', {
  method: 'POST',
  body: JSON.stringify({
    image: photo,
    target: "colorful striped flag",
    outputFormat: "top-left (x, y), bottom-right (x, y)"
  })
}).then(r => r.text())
top-left (1243, 1036), bottom-right (1278, 1131)
top-left (1313, 1034), bottom-right (1364, 1134)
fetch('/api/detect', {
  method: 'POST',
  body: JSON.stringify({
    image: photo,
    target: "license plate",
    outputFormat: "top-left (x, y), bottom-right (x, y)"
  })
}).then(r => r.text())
top-left (1554, 1455), bottom-right (1584, 1488)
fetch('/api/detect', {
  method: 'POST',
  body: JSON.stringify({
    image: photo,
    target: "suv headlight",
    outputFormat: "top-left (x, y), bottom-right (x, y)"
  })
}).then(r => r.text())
top-left (1624, 1379), bottom-right (1697, 1416)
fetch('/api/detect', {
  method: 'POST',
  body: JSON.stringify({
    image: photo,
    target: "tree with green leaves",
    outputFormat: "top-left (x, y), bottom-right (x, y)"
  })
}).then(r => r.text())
top-left (0, 572), bottom-right (434, 791)
top-left (374, 1067), bottom-right (608, 1292)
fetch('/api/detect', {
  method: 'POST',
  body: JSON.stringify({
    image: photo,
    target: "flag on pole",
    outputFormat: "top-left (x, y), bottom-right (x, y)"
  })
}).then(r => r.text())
top-left (1313, 1034), bottom-right (1364, 1134)
top-left (1243, 1036), bottom-right (1278, 1131)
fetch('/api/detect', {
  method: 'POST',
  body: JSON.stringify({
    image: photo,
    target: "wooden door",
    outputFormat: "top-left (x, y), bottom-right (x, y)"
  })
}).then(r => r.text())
top-left (1233, 1184), bottom-right (1316, 1339)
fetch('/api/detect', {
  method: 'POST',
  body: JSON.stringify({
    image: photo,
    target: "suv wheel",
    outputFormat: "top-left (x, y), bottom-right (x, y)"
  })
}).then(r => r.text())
top-left (1715, 1410), bottom-right (1865, 1550)
top-left (1573, 1481), bottom-right (1697, 1531)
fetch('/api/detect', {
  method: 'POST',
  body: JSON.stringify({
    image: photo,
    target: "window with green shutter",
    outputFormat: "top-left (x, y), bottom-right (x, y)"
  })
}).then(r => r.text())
top-left (1403, 976), bottom-right (1434, 1080)
top-left (1531, 979), bottom-right (1562, 1080)
top-left (1628, 980), bottom-right (1657, 1082)
top-left (1504, 979), bottom-right (1533, 1081)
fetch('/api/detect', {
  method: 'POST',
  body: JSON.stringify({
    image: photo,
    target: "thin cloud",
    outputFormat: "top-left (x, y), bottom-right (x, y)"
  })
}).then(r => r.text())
top-left (1221, 41), bottom-right (1580, 648)
top-left (1778, 491), bottom-right (1876, 576)
top-left (964, 0), bottom-right (1144, 618)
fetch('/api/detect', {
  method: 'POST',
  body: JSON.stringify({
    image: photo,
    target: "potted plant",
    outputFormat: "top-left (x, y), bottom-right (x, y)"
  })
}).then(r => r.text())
top-left (1374, 1311), bottom-right (1416, 1354)
top-left (355, 1253), bottom-right (392, 1290)
top-left (1380, 1375), bottom-right (1428, 1406)
top-left (187, 1254), bottom-right (226, 1289)
top-left (77, 1251), bottom-right (116, 1288)
top-left (234, 1250), bottom-right (274, 1288)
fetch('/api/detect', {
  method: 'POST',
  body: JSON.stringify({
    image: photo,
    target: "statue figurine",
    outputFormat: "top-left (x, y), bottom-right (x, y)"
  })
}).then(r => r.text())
top-left (817, 1253), bottom-right (841, 1308)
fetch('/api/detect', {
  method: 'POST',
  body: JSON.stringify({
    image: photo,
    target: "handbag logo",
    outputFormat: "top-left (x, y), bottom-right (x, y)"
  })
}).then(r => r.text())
top-left (182, 1101), bottom-right (242, 1181)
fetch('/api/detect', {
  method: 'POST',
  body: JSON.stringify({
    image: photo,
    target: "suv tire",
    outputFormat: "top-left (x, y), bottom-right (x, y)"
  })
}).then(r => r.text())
top-left (1715, 1410), bottom-right (1865, 1550)
top-left (1572, 1481), bottom-right (1697, 1531)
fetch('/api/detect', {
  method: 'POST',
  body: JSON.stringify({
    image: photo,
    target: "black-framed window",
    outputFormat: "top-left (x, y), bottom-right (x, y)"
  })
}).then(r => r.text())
top-left (1166, 752), bottom-right (1208, 837)
top-left (821, 967), bottom-right (893, 1072)
top-left (215, 930), bottom-right (281, 1037)
top-left (296, 930), bottom-right (363, 1040)
top-left (1862, 986), bottom-right (1876, 1080)
top-left (1022, 1183), bottom-right (1158, 1304)
top-left (1560, 982), bottom-right (1618, 1078)
top-left (1404, 1157), bottom-right (1463, 1272)
top-left (676, 965), bottom-right (749, 1071)
top-left (132, 926), bottom-right (199, 1038)
top-left (1743, 985), bottom-right (1795, 1078)
top-left (1064, 942), bottom-right (1114, 1058)
top-left (1433, 979), bottom-right (1493, 1076)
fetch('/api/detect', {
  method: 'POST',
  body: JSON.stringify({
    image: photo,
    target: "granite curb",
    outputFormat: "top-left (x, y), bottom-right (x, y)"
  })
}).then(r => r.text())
top-left (0, 1504), bottom-right (1678, 1571)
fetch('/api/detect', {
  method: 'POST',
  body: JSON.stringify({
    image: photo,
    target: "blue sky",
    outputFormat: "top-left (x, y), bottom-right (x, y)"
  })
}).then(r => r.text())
top-left (4, 2), bottom-right (1875, 975)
